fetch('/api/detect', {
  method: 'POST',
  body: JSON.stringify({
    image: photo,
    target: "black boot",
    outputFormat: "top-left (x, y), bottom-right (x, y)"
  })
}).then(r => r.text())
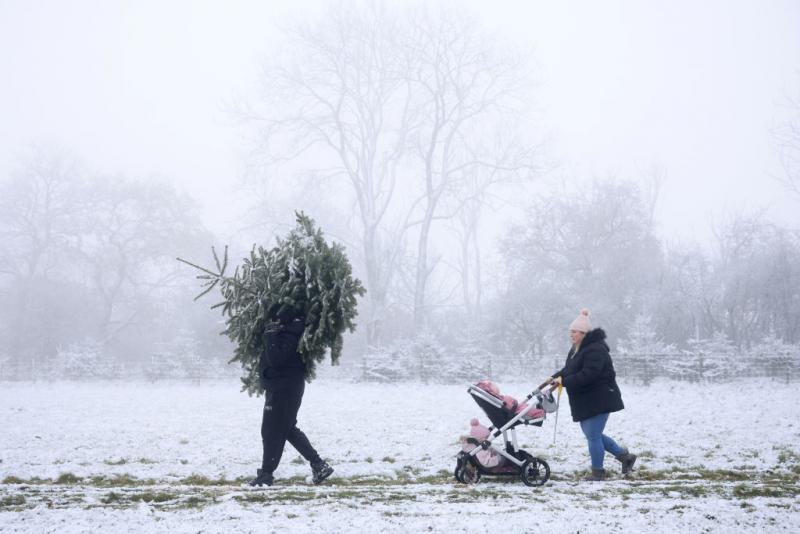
top-left (582, 468), bottom-right (606, 482)
top-left (615, 449), bottom-right (637, 475)
top-left (249, 468), bottom-right (274, 487)
top-left (311, 460), bottom-right (334, 484)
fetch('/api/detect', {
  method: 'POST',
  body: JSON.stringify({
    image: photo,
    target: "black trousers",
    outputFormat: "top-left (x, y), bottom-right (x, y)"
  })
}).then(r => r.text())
top-left (260, 376), bottom-right (321, 474)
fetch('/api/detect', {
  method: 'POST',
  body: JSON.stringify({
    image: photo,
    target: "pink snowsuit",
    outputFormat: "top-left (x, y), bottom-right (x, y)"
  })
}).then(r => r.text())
top-left (463, 418), bottom-right (504, 468)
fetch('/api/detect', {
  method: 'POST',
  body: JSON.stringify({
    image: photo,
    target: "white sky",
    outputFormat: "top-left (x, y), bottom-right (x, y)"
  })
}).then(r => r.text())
top-left (1, 0), bottom-right (799, 243)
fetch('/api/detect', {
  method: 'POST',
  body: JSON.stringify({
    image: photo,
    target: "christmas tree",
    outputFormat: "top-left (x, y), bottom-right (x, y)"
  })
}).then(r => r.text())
top-left (178, 212), bottom-right (366, 395)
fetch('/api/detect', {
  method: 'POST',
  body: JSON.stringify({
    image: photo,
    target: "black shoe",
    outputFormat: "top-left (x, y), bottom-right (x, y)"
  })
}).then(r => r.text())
top-left (582, 468), bottom-right (606, 482)
top-left (311, 460), bottom-right (333, 484)
top-left (249, 468), bottom-right (273, 487)
top-left (615, 449), bottom-right (637, 475)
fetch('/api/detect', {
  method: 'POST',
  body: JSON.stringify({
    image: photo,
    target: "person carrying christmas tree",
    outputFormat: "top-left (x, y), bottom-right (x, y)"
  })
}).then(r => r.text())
top-left (179, 213), bottom-right (363, 487)
top-left (249, 305), bottom-right (334, 487)
top-left (548, 308), bottom-right (637, 482)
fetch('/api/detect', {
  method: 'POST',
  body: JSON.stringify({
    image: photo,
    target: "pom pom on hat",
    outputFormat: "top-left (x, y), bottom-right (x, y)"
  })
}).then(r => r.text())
top-left (569, 308), bottom-right (592, 333)
top-left (469, 418), bottom-right (490, 440)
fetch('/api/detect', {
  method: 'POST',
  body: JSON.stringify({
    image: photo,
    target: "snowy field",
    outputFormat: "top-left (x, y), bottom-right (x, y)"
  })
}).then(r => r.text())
top-left (1, 378), bottom-right (798, 533)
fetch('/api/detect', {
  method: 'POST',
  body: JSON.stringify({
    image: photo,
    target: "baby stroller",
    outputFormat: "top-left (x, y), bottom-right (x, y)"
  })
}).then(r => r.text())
top-left (454, 379), bottom-right (559, 487)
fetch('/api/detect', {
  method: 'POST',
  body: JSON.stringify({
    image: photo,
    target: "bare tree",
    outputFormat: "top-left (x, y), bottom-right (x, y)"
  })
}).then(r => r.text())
top-left (73, 177), bottom-right (206, 346)
top-left (773, 84), bottom-right (800, 199)
top-left (401, 9), bottom-right (538, 329)
top-left (449, 168), bottom-right (519, 329)
top-left (244, 3), bottom-right (538, 338)
top-left (710, 211), bottom-right (800, 347)
top-left (499, 179), bottom-right (662, 352)
top-left (0, 144), bottom-right (84, 360)
top-left (0, 144), bottom-right (82, 280)
top-left (244, 3), bottom-right (413, 345)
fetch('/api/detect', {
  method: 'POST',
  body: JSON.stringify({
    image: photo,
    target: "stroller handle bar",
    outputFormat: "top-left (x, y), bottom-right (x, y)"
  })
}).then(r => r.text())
top-left (527, 379), bottom-right (559, 400)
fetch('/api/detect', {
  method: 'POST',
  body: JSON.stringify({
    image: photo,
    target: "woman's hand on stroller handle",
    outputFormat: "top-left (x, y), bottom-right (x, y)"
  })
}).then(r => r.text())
top-left (537, 376), bottom-right (560, 390)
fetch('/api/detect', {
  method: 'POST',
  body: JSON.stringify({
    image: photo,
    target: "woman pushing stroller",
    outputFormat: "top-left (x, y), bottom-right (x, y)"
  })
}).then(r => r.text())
top-left (548, 309), bottom-right (637, 481)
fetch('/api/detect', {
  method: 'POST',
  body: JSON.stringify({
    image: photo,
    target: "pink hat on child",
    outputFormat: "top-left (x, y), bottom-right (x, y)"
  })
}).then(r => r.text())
top-left (569, 308), bottom-right (592, 333)
top-left (469, 418), bottom-right (490, 440)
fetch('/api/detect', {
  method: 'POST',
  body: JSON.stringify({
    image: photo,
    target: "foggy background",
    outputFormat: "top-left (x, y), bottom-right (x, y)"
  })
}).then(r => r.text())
top-left (1, 0), bottom-right (799, 382)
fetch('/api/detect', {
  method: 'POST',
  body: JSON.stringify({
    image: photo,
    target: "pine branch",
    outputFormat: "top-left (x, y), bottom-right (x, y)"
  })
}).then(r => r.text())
top-left (176, 256), bottom-right (219, 277)
top-left (177, 250), bottom-right (259, 298)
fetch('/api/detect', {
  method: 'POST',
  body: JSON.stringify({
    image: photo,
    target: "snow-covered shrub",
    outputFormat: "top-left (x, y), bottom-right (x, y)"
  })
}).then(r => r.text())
top-left (439, 342), bottom-right (495, 383)
top-left (54, 339), bottom-right (114, 379)
top-left (361, 335), bottom-right (548, 384)
top-left (361, 332), bottom-right (464, 383)
top-left (360, 343), bottom-right (415, 382)
top-left (746, 333), bottom-right (800, 383)
top-left (616, 314), bottom-right (677, 383)
top-left (682, 332), bottom-right (741, 382)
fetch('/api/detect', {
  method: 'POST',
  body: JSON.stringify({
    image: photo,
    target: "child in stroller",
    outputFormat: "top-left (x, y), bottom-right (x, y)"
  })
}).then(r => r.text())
top-left (455, 379), bottom-right (559, 486)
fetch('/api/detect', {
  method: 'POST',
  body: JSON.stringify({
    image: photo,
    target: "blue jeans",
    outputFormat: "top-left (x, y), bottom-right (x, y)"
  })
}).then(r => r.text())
top-left (579, 413), bottom-right (624, 469)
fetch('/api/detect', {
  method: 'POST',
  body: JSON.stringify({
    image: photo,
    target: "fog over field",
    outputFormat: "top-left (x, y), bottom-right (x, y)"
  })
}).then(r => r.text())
top-left (0, 2), bottom-right (799, 532)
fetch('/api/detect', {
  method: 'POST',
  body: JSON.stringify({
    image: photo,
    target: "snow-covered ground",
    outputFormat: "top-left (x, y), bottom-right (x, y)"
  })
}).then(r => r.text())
top-left (1, 378), bottom-right (798, 533)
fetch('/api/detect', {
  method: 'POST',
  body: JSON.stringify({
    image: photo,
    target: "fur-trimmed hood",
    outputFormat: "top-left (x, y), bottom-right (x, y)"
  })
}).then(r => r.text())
top-left (581, 328), bottom-right (607, 348)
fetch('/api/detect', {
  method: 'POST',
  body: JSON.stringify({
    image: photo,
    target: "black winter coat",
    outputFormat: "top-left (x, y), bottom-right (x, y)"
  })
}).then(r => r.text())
top-left (258, 317), bottom-right (306, 386)
top-left (553, 328), bottom-right (624, 422)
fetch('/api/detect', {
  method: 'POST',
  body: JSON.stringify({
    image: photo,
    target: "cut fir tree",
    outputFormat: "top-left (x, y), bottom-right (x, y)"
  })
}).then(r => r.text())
top-left (178, 212), bottom-right (366, 395)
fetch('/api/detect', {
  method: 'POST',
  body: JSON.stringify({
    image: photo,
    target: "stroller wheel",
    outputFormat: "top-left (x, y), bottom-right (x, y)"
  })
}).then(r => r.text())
top-left (454, 452), bottom-right (468, 483)
top-left (454, 459), bottom-right (464, 483)
top-left (456, 457), bottom-right (481, 484)
top-left (520, 457), bottom-right (550, 487)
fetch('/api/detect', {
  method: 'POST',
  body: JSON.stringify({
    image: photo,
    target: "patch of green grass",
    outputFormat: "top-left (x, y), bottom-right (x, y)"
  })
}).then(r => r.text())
top-left (91, 474), bottom-right (154, 487)
top-left (732, 484), bottom-right (792, 499)
top-left (2, 476), bottom-right (27, 484)
top-left (179, 474), bottom-right (241, 486)
top-left (103, 458), bottom-right (128, 466)
top-left (133, 491), bottom-right (176, 504)
top-left (291, 456), bottom-right (305, 465)
top-left (101, 491), bottom-right (125, 504)
top-left (137, 458), bottom-right (157, 465)
top-left (0, 495), bottom-right (26, 508)
top-left (767, 502), bottom-right (791, 509)
top-left (401, 465), bottom-right (423, 476)
top-left (659, 484), bottom-right (708, 498)
top-left (382, 456), bottom-right (396, 463)
top-left (177, 495), bottom-right (207, 509)
top-left (180, 459), bottom-right (189, 465)
top-left (365, 457), bottom-right (374, 463)
top-left (696, 469), bottom-right (752, 482)
top-left (776, 449), bottom-right (799, 464)
top-left (234, 491), bottom-right (322, 504)
top-left (55, 472), bottom-right (83, 484)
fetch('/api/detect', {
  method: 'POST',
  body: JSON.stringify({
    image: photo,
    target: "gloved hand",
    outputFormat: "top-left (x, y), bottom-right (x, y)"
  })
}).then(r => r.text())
top-left (549, 376), bottom-right (562, 387)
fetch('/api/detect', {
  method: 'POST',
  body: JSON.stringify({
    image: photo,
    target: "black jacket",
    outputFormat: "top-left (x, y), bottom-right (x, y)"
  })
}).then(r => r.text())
top-left (553, 328), bottom-right (624, 422)
top-left (259, 316), bottom-right (306, 386)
